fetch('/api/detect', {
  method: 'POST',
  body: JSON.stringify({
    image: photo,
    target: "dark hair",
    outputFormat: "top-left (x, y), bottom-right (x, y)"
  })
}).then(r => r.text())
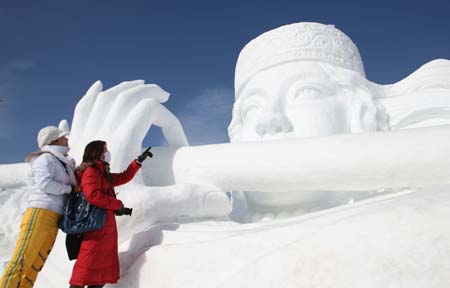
top-left (77, 140), bottom-right (107, 173)
top-left (82, 140), bottom-right (106, 163)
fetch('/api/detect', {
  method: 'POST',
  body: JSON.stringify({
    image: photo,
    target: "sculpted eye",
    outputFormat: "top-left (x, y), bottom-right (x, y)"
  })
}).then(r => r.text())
top-left (237, 90), bottom-right (267, 122)
top-left (287, 81), bottom-right (337, 102)
top-left (241, 102), bottom-right (262, 121)
top-left (294, 86), bottom-right (325, 101)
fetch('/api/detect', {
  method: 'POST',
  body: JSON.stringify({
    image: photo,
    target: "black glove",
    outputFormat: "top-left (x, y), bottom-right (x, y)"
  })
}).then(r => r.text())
top-left (137, 146), bottom-right (153, 164)
top-left (115, 205), bottom-right (133, 216)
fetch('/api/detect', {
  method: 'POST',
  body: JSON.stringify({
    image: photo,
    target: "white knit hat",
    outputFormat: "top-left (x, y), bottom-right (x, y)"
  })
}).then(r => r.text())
top-left (37, 126), bottom-right (70, 148)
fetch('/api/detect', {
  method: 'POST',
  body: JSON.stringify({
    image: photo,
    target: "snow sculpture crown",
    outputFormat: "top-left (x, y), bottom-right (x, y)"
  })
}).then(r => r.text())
top-left (235, 22), bottom-right (365, 95)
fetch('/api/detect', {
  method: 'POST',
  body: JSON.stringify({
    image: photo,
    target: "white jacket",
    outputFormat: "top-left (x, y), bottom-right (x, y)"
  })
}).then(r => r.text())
top-left (27, 145), bottom-right (77, 214)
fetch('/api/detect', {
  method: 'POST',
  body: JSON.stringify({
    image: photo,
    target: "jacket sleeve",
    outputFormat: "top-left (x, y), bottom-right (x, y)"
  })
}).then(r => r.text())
top-left (81, 167), bottom-right (123, 211)
top-left (110, 160), bottom-right (141, 187)
top-left (33, 154), bottom-right (72, 195)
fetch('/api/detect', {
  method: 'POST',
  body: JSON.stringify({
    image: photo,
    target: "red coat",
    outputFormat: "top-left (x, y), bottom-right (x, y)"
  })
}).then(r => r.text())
top-left (69, 160), bottom-right (141, 286)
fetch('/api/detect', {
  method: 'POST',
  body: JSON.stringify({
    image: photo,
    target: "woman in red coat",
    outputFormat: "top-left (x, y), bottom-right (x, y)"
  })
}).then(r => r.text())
top-left (69, 140), bottom-right (152, 288)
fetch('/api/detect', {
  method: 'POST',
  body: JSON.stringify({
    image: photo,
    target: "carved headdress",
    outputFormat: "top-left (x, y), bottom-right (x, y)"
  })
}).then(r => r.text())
top-left (235, 22), bottom-right (365, 96)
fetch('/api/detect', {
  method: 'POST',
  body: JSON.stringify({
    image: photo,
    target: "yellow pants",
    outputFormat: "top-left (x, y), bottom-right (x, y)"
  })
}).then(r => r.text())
top-left (0, 208), bottom-right (60, 288)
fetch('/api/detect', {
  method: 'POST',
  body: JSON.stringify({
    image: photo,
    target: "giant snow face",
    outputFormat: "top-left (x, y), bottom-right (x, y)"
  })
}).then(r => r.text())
top-left (227, 22), bottom-right (450, 213)
top-left (228, 23), bottom-right (383, 211)
top-left (229, 61), bottom-right (352, 142)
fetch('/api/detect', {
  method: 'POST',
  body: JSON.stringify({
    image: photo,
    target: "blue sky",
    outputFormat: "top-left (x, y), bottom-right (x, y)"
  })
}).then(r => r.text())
top-left (0, 0), bottom-right (449, 163)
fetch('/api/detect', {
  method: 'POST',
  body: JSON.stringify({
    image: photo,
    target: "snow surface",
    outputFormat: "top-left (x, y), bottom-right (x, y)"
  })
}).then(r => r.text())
top-left (2, 185), bottom-right (450, 287)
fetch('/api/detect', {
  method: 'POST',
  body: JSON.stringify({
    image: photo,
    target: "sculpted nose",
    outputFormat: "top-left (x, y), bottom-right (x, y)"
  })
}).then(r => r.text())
top-left (255, 112), bottom-right (293, 137)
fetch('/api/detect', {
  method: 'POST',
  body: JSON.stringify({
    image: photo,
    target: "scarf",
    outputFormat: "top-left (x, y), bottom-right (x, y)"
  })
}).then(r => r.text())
top-left (41, 145), bottom-right (77, 186)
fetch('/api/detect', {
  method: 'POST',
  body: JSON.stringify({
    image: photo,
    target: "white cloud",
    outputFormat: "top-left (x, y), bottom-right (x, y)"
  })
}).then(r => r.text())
top-left (177, 88), bottom-right (234, 145)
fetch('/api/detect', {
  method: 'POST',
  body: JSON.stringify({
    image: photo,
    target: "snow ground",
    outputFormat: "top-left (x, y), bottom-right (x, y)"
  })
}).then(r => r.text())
top-left (1, 179), bottom-right (450, 288)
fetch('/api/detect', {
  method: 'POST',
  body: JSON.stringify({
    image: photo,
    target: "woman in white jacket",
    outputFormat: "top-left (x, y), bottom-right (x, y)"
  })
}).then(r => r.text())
top-left (0, 126), bottom-right (78, 288)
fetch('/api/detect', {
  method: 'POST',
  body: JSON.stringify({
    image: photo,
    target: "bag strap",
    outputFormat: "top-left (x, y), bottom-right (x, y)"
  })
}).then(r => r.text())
top-left (56, 158), bottom-right (69, 175)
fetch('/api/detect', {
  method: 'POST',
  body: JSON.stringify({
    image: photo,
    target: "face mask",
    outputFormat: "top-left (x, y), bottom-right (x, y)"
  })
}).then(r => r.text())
top-left (103, 151), bottom-right (111, 163)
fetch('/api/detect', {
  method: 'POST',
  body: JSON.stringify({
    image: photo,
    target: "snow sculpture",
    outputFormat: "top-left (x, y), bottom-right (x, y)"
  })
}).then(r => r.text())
top-left (226, 22), bottom-right (450, 212)
top-left (69, 80), bottom-right (186, 170)
top-left (230, 22), bottom-right (387, 142)
top-left (66, 80), bottom-right (231, 240)
top-left (2, 22), bottom-right (449, 223)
